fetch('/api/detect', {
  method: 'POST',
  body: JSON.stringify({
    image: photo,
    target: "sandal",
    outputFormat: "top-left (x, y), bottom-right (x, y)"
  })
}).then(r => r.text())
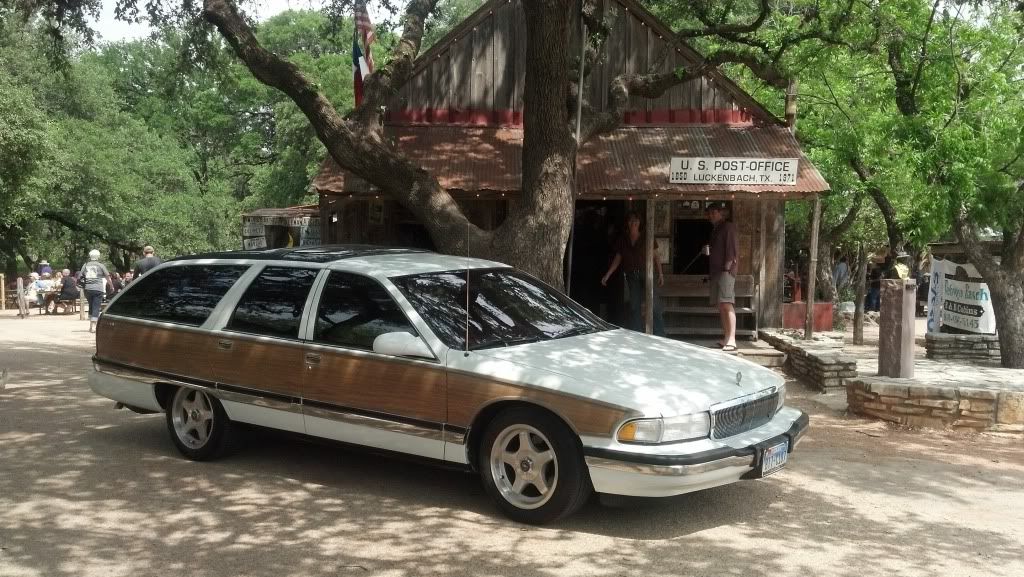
top-left (722, 344), bottom-right (738, 353)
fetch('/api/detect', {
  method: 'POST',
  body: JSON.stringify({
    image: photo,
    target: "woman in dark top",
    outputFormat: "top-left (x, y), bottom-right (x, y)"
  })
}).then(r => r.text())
top-left (600, 211), bottom-right (665, 336)
top-left (52, 269), bottom-right (80, 314)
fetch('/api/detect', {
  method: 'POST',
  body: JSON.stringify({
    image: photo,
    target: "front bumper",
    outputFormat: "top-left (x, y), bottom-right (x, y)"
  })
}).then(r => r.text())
top-left (584, 410), bottom-right (809, 497)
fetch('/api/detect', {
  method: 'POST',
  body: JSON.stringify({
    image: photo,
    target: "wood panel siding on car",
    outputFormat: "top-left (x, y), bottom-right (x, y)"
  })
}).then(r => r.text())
top-left (96, 319), bottom-right (223, 385)
top-left (446, 372), bottom-right (631, 437)
top-left (209, 333), bottom-right (306, 399)
top-left (303, 348), bottom-right (447, 424)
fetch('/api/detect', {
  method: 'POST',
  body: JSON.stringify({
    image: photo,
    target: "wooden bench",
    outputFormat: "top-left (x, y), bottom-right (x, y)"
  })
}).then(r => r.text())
top-left (659, 274), bottom-right (758, 338)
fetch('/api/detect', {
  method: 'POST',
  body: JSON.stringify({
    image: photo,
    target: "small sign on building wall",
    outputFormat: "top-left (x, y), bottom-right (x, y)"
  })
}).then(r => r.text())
top-left (670, 158), bottom-right (799, 186)
top-left (243, 236), bottom-right (267, 250)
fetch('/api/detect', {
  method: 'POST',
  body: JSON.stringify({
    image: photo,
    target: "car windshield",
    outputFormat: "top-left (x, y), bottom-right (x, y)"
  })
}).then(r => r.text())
top-left (392, 268), bottom-right (609, 351)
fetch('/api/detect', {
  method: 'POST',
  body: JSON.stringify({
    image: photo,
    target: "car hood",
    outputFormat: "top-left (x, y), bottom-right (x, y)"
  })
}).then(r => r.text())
top-left (466, 329), bottom-right (784, 417)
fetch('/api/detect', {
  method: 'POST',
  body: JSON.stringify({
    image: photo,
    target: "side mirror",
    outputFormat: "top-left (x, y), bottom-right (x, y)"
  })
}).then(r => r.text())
top-left (372, 332), bottom-right (434, 359)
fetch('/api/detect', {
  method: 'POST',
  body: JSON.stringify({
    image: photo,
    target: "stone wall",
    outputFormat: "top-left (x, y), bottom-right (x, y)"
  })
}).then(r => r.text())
top-left (925, 333), bottom-right (1000, 363)
top-left (759, 330), bottom-right (857, 391)
top-left (847, 378), bottom-right (1024, 432)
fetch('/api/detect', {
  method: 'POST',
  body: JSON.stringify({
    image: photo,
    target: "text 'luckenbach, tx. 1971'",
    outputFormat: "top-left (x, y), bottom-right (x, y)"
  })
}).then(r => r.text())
top-left (669, 157), bottom-right (800, 186)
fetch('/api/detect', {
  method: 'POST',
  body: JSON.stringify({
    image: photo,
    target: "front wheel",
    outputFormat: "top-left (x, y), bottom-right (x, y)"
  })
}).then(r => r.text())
top-left (479, 407), bottom-right (592, 524)
top-left (166, 387), bottom-right (234, 461)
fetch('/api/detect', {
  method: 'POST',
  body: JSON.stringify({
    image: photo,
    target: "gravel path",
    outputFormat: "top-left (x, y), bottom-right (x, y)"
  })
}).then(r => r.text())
top-left (1, 310), bottom-right (1022, 577)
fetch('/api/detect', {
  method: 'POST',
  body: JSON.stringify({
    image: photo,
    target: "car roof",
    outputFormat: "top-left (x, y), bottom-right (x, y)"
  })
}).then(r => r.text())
top-left (332, 252), bottom-right (510, 278)
top-left (174, 245), bottom-right (430, 264)
top-left (171, 244), bottom-right (511, 277)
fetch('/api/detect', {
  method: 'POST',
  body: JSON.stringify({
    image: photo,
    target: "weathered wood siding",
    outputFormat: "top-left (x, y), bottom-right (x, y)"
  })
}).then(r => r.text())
top-left (386, 0), bottom-right (758, 126)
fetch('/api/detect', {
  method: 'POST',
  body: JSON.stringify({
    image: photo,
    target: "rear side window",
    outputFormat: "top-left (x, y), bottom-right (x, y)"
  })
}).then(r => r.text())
top-left (106, 265), bottom-right (248, 326)
top-left (226, 267), bottom-right (319, 339)
top-left (313, 272), bottom-right (416, 350)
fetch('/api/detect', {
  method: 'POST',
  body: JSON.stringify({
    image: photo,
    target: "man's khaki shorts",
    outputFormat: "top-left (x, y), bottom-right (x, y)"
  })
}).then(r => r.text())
top-left (709, 273), bottom-right (736, 305)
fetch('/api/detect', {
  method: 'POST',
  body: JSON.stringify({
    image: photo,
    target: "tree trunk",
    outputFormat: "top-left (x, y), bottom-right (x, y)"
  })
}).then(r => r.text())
top-left (854, 242), bottom-right (867, 345)
top-left (487, 0), bottom-right (576, 287)
top-left (986, 272), bottom-right (1024, 368)
top-left (817, 240), bottom-right (836, 303)
top-left (952, 211), bottom-right (1024, 368)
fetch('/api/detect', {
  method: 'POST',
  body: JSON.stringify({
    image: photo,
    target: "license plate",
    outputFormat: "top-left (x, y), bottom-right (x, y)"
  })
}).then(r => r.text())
top-left (759, 440), bottom-right (789, 477)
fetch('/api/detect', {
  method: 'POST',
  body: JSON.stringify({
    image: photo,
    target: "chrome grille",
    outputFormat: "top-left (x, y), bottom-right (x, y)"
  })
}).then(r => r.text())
top-left (712, 392), bottom-right (779, 439)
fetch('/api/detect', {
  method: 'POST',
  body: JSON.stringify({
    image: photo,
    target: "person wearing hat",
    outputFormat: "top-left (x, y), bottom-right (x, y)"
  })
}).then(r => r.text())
top-left (79, 249), bottom-right (112, 333)
top-left (133, 245), bottom-right (162, 278)
top-left (38, 260), bottom-right (53, 276)
top-left (704, 202), bottom-right (739, 352)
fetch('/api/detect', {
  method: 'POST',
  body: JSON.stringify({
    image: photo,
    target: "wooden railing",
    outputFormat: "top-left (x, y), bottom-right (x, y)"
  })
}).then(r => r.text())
top-left (659, 274), bottom-right (758, 338)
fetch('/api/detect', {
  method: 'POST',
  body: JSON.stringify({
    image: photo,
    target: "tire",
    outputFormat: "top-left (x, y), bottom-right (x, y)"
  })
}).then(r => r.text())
top-left (478, 407), bottom-right (592, 524)
top-left (165, 386), bottom-right (234, 461)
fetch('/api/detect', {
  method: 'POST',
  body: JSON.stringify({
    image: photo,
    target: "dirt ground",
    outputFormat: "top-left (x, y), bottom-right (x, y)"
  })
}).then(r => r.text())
top-left (1, 310), bottom-right (1022, 577)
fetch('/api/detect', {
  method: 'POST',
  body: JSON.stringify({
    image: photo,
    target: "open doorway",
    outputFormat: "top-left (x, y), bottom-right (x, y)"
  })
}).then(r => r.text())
top-left (673, 219), bottom-right (713, 275)
top-left (568, 200), bottom-right (627, 325)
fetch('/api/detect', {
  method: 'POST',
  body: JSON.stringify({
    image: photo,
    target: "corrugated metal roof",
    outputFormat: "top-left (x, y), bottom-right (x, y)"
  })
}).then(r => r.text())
top-left (312, 125), bottom-right (829, 199)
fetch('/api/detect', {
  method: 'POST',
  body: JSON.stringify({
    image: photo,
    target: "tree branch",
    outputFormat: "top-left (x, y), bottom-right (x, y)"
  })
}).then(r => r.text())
top-left (355, 0), bottom-right (440, 127)
top-left (203, 0), bottom-right (486, 256)
top-left (952, 204), bottom-right (1001, 279)
top-left (850, 157), bottom-right (905, 252)
top-left (39, 212), bottom-right (143, 252)
top-left (824, 192), bottom-right (864, 244)
top-left (676, 0), bottom-right (771, 39)
top-left (910, 0), bottom-right (942, 105)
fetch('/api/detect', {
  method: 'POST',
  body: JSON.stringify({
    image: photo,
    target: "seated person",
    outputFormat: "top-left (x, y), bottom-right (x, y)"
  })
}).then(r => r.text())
top-left (53, 269), bottom-right (80, 313)
top-left (29, 273), bottom-right (49, 307)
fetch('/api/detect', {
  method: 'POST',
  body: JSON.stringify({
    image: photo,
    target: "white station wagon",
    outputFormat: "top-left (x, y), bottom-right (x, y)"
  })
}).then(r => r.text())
top-left (89, 245), bottom-right (808, 523)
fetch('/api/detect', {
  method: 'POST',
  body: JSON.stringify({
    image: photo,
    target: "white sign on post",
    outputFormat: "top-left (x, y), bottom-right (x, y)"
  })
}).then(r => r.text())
top-left (941, 278), bottom-right (996, 334)
top-left (669, 157), bottom-right (799, 186)
top-left (926, 257), bottom-right (997, 334)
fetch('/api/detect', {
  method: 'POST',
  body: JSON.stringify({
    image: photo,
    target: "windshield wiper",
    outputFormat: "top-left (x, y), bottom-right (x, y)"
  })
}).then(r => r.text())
top-left (551, 326), bottom-right (595, 339)
top-left (472, 335), bottom-right (541, 350)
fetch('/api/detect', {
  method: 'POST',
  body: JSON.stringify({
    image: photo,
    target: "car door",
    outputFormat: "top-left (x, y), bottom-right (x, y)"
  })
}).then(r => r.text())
top-left (210, 265), bottom-right (320, 433)
top-left (301, 271), bottom-right (447, 460)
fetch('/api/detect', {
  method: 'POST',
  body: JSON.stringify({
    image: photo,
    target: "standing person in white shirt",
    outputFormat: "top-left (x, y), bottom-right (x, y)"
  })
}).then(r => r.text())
top-left (79, 249), bottom-right (112, 333)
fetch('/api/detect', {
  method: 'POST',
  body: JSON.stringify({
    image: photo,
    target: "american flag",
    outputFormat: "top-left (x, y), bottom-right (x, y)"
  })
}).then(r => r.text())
top-left (354, 2), bottom-right (375, 72)
top-left (352, 2), bottom-right (375, 106)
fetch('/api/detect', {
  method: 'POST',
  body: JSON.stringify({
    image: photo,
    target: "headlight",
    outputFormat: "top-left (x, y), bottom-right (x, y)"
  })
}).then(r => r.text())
top-left (617, 413), bottom-right (710, 444)
top-left (616, 419), bottom-right (663, 444)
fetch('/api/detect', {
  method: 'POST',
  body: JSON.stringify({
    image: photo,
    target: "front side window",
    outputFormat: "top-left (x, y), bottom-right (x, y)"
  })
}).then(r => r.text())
top-left (313, 272), bottom-right (416, 350)
top-left (392, 269), bottom-right (608, 351)
top-left (106, 265), bottom-right (248, 326)
top-left (226, 267), bottom-right (319, 339)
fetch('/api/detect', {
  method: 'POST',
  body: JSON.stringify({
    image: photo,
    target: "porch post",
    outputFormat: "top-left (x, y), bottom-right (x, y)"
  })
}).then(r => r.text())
top-left (804, 194), bottom-right (821, 339)
top-left (645, 199), bottom-right (655, 334)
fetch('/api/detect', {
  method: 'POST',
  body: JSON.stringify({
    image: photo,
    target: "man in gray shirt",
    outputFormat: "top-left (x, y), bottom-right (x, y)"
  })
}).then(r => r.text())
top-left (704, 202), bottom-right (739, 352)
top-left (79, 249), bottom-right (112, 333)
top-left (133, 245), bottom-right (162, 278)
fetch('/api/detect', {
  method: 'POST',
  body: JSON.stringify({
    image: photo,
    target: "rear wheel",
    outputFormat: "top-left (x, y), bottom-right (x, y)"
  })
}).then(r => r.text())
top-left (479, 407), bottom-right (592, 524)
top-left (166, 387), bottom-right (234, 461)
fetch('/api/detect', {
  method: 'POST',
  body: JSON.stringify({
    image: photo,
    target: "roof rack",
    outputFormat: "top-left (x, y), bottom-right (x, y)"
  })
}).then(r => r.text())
top-left (173, 244), bottom-right (432, 264)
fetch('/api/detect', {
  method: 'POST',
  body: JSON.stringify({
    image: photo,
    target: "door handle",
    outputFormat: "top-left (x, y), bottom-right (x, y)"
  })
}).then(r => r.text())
top-left (217, 339), bottom-right (233, 350)
top-left (305, 353), bottom-right (321, 365)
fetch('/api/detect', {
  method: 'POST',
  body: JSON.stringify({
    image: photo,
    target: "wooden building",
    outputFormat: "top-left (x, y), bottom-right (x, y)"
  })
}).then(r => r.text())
top-left (311, 0), bottom-right (829, 337)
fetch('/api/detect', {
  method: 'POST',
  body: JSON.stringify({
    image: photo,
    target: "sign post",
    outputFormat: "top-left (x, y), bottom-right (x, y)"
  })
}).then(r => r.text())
top-left (926, 257), bottom-right (996, 335)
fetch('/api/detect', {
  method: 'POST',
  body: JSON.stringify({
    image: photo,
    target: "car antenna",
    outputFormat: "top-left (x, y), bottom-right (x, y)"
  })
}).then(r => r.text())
top-left (464, 222), bottom-right (471, 357)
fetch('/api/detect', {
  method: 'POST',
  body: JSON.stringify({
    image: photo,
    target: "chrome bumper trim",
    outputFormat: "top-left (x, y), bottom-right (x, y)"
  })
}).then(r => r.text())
top-left (585, 454), bottom-right (755, 477)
